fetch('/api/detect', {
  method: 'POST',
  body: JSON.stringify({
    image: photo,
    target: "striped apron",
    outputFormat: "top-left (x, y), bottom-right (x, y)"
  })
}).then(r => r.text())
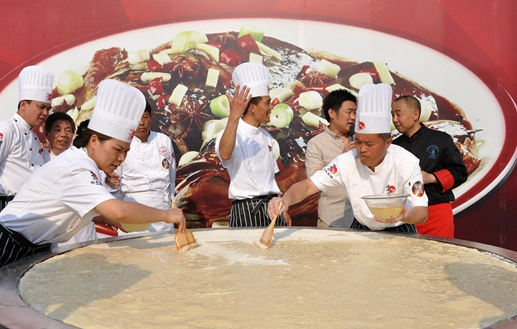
top-left (230, 194), bottom-right (287, 228)
top-left (0, 223), bottom-right (50, 268)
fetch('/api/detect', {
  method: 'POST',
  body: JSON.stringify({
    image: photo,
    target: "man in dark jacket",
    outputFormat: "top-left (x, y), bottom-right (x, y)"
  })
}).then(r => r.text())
top-left (391, 95), bottom-right (468, 238)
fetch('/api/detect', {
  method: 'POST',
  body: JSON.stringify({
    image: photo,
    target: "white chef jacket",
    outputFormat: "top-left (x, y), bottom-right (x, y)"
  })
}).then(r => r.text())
top-left (119, 131), bottom-right (176, 232)
top-left (0, 113), bottom-right (46, 196)
top-left (215, 118), bottom-right (281, 200)
top-left (310, 144), bottom-right (428, 230)
top-left (44, 148), bottom-right (98, 249)
top-left (0, 147), bottom-right (115, 244)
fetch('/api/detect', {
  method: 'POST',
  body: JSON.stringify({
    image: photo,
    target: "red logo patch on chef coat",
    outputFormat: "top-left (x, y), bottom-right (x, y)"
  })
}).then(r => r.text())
top-left (329, 164), bottom-right (338, 174)
top-left (90, 172), bottom-right (102, 186)
top-left (159, 146), bottom-right (169, 158)
top-left (128, 129), bottom-right (136, 140)
top-left (46, 93), bottom-right (52, 102)
top-left (268, 145), bottom-right (272, 152)
top-left (358, 121), bottom-right (365, 130)
top-left (386, 185), bottom-right (396, 194)
top-left (0, 132), bottom-right (3, 146)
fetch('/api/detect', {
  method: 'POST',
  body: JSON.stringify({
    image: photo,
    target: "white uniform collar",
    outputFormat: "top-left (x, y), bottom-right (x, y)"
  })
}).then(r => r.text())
top-left (12, 113), bottom-right (32, 131)
top-left (239, 118), bottom-right (261, 134)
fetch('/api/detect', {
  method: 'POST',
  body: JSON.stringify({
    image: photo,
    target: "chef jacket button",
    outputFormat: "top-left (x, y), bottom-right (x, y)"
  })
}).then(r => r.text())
top-left (24, 132), bottom-right (27, 135)
top-left (30, 148), bottom-right (32, 151)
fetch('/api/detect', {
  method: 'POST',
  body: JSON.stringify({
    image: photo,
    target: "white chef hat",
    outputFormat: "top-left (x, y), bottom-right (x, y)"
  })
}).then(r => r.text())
top-left (355, 83), bottom-right (393, 134)
top-left (18, 66), bottom-right (54, 103)
top-left (88, 79), bottom-right (145, 143)
top-left (232, 62), bottom-right (270, 97)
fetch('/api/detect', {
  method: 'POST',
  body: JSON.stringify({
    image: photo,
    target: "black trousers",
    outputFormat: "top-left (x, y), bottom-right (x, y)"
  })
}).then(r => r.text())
top-left (0, 224), bottom-right (50, 268)
top-left (350, 218), bottom-right (417, 234)
top-left (230, 195), bottom-right (287, 227)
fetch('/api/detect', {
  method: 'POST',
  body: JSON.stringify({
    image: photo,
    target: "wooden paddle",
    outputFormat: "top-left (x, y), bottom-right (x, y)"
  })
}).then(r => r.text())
top-left (171, 201), bottom-right (200, 251)
top-left (254, 201), bottom-right (283, 249)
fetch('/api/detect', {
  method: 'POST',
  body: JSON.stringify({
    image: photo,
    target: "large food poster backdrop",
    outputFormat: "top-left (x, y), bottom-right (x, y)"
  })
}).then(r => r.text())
top-left (0, 0), bottom-right (515, 250)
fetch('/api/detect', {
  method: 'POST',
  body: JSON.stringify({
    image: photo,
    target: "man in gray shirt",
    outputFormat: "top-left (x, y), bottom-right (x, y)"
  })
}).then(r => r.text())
top-left (305, 89), bottom-right (356, 228)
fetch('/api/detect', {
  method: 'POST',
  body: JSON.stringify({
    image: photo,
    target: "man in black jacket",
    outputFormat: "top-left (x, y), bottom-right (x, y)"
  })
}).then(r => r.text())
top-left (391, 95), bottom-right (467, 238)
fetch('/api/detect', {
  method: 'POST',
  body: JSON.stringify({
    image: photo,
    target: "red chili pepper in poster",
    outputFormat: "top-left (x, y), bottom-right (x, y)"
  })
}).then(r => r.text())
top-left (220, 49), bottom-right (242, 67)
top-left (147, 59), bottom-right (163, 72)
top-left (305, 83), bottom-right (331, 92)
top-left (156, 94), bottom-right (167, 109)
top-left (148, 77), bottom-right (164, 95)
top-left (293, 85), bottom-right (305, 95)
top-left (276, 159), bottom-right (284, 171)
top-left (237, 34), bottom-right (259, 53)
top-left (300, 65), bottom-right (312, 75)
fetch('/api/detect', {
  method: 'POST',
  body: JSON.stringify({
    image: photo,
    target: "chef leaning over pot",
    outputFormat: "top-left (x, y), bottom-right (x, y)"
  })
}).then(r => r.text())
top-left (0, 66), bottom-right (53, 211)
top-left (268, 83), bottom-right (428, 233)
top-left (0, 79), bottom-right (186, 268)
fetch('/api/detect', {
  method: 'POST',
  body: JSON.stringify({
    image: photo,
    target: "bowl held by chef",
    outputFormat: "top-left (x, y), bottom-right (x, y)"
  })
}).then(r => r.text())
top-left (0, 79), bottom-right (186, 268)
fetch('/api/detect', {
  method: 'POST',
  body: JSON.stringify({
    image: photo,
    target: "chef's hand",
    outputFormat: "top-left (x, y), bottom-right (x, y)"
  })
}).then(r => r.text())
top-left (228, 85), bottom-right (251, 120)
top-left (421, 171), bottom-right (437, 184)
top-left (343, 141), bottom-right (355, 153)
top-left (166, 208), bottom-right (186, 233)
top-left (105, 172), bottom-right (121, 188)
top-left (268, 197), bottom-right (287, 219)
top-left (372, 206), bottom-right (407, 224)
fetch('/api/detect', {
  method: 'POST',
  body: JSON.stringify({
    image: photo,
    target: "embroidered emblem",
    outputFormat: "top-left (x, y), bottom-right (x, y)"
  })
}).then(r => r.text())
top-left (159, 146), bottom-right (169, 158)
top-left (90, 172), bottom-right (102, 186)
top-left (0, 132), bottom-right (3, 146)
top-left (268, 145), bottom-right (273, 152)
top-left (427, 145), bottom-right (439, 159)
top-left (323, 163), bottom-right (338, 178)
top-left (46, 93), bottom-right (52, 102)
top-left (128, 128), bottom-right (136, 140)
top-left (386, 185), bottom-right (396, 194)
top-left (412, 181), bottom-right (425, 197)
top-left (358, 121), bottom-right (365, 130)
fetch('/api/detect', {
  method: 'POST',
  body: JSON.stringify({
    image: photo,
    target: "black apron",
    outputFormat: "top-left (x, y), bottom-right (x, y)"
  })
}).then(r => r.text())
top-left (230, 194), bottom-right (287, 227)
top-left (0, 195), bottom-right (14, 212)
top-left (0, 223), bottom-right (50, 268)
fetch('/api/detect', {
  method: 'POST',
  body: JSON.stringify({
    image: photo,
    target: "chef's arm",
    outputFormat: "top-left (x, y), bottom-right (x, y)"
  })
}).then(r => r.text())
top-left (95, 199), bottom-right (186, 232)
top-left (401, 206), bottom-right (427, 224)
top-left (268, 178), bottom-right (321, 218)
top-left (218, 85), bottom-right (250, 160)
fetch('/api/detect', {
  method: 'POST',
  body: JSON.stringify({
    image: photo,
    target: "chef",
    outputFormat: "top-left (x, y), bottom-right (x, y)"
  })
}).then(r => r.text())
top-left (215, 62), bottom-right (289, 227)
top-left (0, 79), bottom-right (186, 268)
top-left (117, 98), bottom-right (176, 233)
top-left (0, 66), bottom-right (53, 211)
top-left (268, 83), bottom-right (428, 233)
